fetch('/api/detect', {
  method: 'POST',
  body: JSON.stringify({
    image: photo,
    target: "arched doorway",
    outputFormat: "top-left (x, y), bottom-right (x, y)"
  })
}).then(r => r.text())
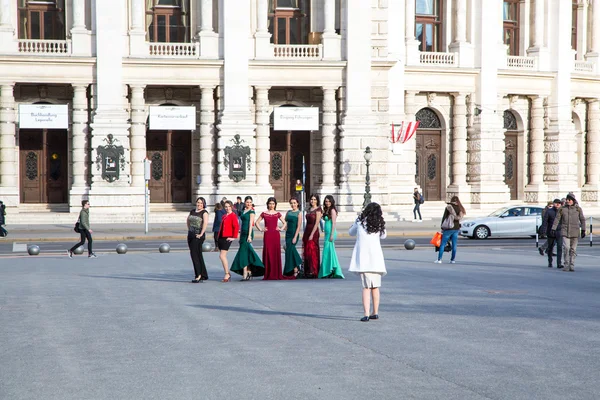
top-left (503, 110), bottom-right (519, 200)
top-left (269, 106), bottom-right (311, 202)
top-left (415, 108), bottom-right (442, 201)
top-left (145, 105), bottom-right (192, 203)
top-left (19, 103), bottom-right (68, 204)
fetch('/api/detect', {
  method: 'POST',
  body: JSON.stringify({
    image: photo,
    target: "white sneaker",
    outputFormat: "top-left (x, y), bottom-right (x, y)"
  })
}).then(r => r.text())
top-left (450, 260), bottom-right (456, 264)
top-left (88, 253), bottom-right (97, 258)
top-left (434, 260), bottom-right (442, 264)
top-left (417, 220), bottom-right (423, 223)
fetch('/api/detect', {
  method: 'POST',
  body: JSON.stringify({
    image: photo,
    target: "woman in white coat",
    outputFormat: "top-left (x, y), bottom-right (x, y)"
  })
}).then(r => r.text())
top-left (349, 202), bottom-right (387, 322)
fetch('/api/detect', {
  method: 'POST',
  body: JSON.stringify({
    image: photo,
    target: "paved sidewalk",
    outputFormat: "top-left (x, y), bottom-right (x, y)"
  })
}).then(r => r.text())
top-left (0, 219), bottom-right (441, 242)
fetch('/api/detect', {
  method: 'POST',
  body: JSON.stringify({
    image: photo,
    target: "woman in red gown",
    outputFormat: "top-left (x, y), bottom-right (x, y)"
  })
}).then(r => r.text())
top-left (255, 197), bottom-right (293, 280)
top-left (302, 194), bottom-right (322, 278)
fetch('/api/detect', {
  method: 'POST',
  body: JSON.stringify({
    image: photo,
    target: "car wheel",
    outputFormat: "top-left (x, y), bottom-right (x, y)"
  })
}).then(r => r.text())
top-left (473, 225), bottom-right (490, 239)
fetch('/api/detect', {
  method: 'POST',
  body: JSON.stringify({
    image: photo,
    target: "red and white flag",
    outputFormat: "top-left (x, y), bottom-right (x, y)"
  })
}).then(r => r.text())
top-left (391, 121), bottom-right (420, 144)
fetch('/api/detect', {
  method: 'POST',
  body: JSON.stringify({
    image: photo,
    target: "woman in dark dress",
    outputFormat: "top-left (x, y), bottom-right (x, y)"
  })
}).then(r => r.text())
top-left (302, 194), bottom-right (322, 278)
top-left (212, 203), bottom-right (226, 251)
top-left (255, 197), bottom-right (293, 280)
top-left (187, 197), bottom-right (209, 283)
top-left (283, 197), bottom-right (302, 277)
top-left (231, 196), bottom-right (265, 280)
top-left (218, 200), bottom-right (239, 282)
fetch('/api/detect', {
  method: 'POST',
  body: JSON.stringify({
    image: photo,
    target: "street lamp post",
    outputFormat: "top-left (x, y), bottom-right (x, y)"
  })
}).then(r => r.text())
top-left (363, 146), bottom-right (372, 208)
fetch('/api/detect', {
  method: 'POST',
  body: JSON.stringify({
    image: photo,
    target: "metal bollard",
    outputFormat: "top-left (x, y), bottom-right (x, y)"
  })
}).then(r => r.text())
top-left (535, 215), bottom-right (539, 248)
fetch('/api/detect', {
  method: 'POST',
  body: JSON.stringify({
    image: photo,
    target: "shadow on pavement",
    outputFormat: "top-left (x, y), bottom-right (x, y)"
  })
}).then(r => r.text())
top-left (189, 304), bottom-right (355, 321)
top-left (79, 272), bottom-right (192, 283)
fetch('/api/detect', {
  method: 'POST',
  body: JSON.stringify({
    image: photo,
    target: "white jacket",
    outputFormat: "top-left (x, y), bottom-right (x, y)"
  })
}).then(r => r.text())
top-left (348, 220), bottom-right (387, 275)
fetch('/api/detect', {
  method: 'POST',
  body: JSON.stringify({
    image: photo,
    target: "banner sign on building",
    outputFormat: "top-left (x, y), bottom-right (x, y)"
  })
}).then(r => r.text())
top-left (273, 107), bottom-right (319, 131)
top-left (19, 104), bottom-right (69, 129)
top-left (149, 106), bottom-right (196, 130)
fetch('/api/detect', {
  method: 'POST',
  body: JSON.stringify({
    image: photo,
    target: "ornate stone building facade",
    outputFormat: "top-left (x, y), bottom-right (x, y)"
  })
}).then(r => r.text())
top-left (0, 0), bottom-right (599, 221)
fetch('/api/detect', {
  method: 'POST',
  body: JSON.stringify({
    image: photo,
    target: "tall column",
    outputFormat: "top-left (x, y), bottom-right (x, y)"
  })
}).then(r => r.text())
top-left (255, 0), bottom-right (271, 58)
top-left (450, 93), bottom-right (468, 187)
top-left (587, 0), bottom-right (600, 69)
top-left (129, 85), bottom-right (146, 189)
top-left (218, 0), bottom-right (262, 198)
top-left (198, 86), bottom-right (216, 194)
top-left (404, 90), bottom-right (418, 187)
top-left (0, 84), bottom-right (17, 204)
top-left (544, 0), bottom-right (578, 195)
top-left (197, 0), bottom-right (218, 57)
top-left (524, 96), bottom-right (547, 202)
top-left (582, 99), bottom-right (600, 203)
top-left (91, 0), bottom-right (138, 210)
top-left (71, 85), bottom-right (88, 189)
top-left (575, 1), bottom-right (588, 61)
top-left (320, 87), bottom-right (337, 193)
top-left (0, 0), bottom-right (15, 53)
top-left (129, 0), bottom-right (146, 56)
top-left (72, 0), bottom-right (85, 30)
top-left (469, 0), bottom-right (510, 205)
top-left (405, 0), bottom-right (420, 65)
top-left (321, 0), bottom-right (341, 59)
top-left (254, 86), bottom-right (271, 188)
top-left (339, 0), bottom-right (379, 211)
top-left (449, 0), bottom-right (474, 67)
top-left (70, 0), bottom-right (91, 55)
top-left (527, 0), bottom-right (550, 70)
top-left (323, 0), bottom-right (335, 34)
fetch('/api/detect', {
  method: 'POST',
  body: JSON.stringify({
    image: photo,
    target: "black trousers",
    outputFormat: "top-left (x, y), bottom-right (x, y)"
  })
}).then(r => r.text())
top-left (547, 231), bottom-right (563, 267)
top-left (70, 229), bottom-right (93, 255)
top-left (188, 233), bottom-right (208, 280)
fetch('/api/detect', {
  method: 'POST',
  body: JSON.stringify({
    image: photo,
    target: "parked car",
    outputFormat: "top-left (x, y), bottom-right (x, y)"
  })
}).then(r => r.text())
top-left (460, 205), bottom-right (544, 239)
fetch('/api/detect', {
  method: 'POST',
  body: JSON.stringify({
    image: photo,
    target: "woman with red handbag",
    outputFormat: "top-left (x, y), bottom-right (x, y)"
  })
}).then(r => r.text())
top-left (435, 196), bottom-right (466, 264)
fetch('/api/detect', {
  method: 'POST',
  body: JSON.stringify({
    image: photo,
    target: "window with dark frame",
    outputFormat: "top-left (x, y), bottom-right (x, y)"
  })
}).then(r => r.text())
top-left (18, 0), bottom-right (65, 40)
top-left (146, 0), bottom-right (190, 43)
top-left (415, 0), bottom-right (442, 52)
top-left (268, 0), bottom-right (310, 45)
top-left (503, 0), bottom-right (520, 55)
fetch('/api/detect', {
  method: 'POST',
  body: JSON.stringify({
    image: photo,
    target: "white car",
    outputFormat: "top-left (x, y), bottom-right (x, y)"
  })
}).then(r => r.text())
top-left (460, 205), bottom-right (544, 239)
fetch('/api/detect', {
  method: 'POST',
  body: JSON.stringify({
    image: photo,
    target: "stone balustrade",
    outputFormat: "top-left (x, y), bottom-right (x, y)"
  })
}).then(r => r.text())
top-left (574, 60), bottom-right (596, 74)
top-left (419, 52), bottom-right (457, 66)
top-left (273, 44), bottom-right (322, 60)
top-left (17, 40), bottom-right (71, 55)
top-left (148, 42), bottom-right (199, 58)
top-left (506, 55), bottom-right (536, 70)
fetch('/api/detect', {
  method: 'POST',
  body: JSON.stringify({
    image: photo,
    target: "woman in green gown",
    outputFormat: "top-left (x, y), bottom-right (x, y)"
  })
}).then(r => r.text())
top-left (319, 195), bottom-right (345, 279)
top-left (231, 196), bottom-right (265, 280)
top-left (283, 197), bottom-right (303, 277)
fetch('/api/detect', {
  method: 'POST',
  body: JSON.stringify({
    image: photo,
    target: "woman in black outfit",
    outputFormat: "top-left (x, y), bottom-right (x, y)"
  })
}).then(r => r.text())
top-left (187, 197), bottom-right (209, 283)
top-left (212, 202), bottom-right (226, 251)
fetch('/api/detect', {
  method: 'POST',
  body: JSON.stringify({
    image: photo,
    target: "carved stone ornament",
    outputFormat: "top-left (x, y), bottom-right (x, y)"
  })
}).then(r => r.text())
top-left (95, 134), bottom-right (125, 183)
top-left (38, 85), bottom-right (48, 99)
top-left (525, 192), bottom-right (539, 203)
top-left (164, 87), bottom-right (173, 100)
top-left (223, 134), bottom-right (252, 183)
top-left (427, 92), bottom-right (436, 106)
top-left (508, 95), bottom-right (518, 108)
top-left (572, 98), bottom-right (583, 109)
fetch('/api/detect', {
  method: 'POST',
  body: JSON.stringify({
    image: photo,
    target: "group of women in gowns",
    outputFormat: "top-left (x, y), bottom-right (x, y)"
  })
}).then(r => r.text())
top-left (187, 194), bottom-right (345, 282)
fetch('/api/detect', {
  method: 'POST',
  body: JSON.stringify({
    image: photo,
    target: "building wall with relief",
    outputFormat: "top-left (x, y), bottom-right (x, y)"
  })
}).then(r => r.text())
top-left (0, 0), bottom-right (599, 221)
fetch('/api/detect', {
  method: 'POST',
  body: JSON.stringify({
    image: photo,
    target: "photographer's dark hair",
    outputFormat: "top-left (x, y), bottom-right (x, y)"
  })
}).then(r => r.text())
top-left (323, 195), bottom-right (337, 219)
top-left (359, 202), bottom-right (386, 235)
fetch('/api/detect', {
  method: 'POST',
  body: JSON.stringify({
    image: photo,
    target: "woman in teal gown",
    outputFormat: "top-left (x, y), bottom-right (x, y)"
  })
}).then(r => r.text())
top-left (283, 197), bottom-right (303, 277)
top-left (319, 195), bottom-right (344, 279)
top-left (231, 196), bottom-right (265, 280)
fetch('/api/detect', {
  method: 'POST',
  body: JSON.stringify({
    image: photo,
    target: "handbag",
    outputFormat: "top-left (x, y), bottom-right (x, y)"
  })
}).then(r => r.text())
top-left (74, 218), bottom-right (81, 233)
top-left (430, 232), bottom-right (442, 247)
top-left (441, 214), bottom-right (455, 230)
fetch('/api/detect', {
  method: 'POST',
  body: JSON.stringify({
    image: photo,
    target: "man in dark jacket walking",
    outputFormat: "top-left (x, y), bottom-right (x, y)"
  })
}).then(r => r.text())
top-left (68, 200), bottom-right (96, 258)
top-left (551, 193), bottom-right (585, 272)
top-left (0, 200), bottom-right (7, 237)
top-left (541, 199), bottom-right (562, 268)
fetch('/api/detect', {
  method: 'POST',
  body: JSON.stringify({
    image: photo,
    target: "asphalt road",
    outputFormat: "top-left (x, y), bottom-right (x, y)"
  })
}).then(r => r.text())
top-left (2, 248), bottom-right (600, 399)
